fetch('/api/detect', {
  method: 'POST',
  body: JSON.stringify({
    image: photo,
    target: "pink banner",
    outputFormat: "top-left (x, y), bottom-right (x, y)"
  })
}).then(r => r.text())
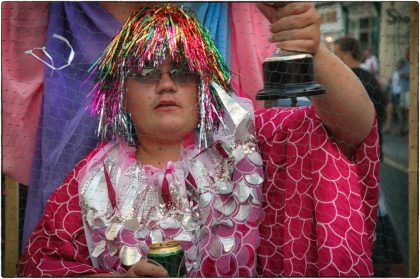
top-left (230, 3), bottom-right (277, 110)
top-left (2, 2), bottom-right (49, 185)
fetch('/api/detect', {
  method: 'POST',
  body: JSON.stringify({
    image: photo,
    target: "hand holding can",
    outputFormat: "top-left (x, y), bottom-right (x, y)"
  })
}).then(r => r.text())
top-left (123, 260), bottom-right (169, 277)
top-left (147, 241), bottom-right (186, 277)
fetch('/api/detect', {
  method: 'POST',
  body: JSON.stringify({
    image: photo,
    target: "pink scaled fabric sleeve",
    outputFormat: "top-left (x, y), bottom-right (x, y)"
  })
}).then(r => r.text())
top-left (18, 144), bottom-right (110, 277)
top-left (1, 2), bottom-right (48, 185)
top-left (255, 106), bottom-right (379, 276)
top-left (229, 3), bottom-right (277, 111)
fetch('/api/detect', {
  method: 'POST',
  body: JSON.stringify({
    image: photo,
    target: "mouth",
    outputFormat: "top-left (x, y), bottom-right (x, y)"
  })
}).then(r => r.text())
top-left (154, 100), bottom-right (180, 111)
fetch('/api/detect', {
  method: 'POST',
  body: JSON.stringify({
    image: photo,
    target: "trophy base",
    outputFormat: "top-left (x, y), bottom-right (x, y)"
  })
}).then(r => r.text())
top-left (256, 82), bottom-right (325, 100)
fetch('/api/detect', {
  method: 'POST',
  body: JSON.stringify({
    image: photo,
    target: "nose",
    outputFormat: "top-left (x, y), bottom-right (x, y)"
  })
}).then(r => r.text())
top-left (156, 72), bottom-right (177, 94)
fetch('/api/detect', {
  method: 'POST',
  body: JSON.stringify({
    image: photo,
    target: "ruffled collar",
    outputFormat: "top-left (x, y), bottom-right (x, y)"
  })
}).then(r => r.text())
top-left (78, 95), bottom-right (265, 275)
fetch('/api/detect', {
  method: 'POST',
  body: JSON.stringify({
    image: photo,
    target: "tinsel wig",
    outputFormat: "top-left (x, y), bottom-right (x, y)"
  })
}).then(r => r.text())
top-left (88, 4), bottom-right (231, 147)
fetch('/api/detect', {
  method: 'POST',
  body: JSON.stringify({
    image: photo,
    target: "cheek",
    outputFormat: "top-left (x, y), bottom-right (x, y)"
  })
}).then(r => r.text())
top-left (188, 106), bottom-right (199, 128)
top-left (186, 89), bottom-right (199, 123)
top-left (126, 81), bottom-right (153, 114)
top-left (127, 96), bottom-right (150, 114)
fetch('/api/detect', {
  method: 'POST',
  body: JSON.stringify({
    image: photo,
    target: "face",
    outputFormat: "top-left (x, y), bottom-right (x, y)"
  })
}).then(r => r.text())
top-left (126, 59), bottom-right (199, 143)
top-left (364, 48), bottom-right (370, 58)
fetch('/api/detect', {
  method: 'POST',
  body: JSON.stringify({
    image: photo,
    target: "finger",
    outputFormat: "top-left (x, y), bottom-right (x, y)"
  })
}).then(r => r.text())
top-left (131, 261), bottom-right (169, 277)
top-left (270, 6), bottom-right (319, 33)
top-left (276, 2), bottom-right (314, 19)
top-left (256, 3), bottom-right (279, 23)
top-left (269, 25), bottom-right (320, 43)
top-left (275, 40), bottom-right (320, 54)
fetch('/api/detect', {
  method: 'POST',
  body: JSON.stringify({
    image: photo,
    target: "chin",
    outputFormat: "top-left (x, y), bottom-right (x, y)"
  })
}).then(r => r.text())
top-left (153, 122), bottom-right (194, 141)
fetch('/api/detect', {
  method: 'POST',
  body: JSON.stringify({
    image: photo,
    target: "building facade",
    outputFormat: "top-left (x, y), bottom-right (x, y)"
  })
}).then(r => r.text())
top-left (317, 2), bottom-right (411, 82)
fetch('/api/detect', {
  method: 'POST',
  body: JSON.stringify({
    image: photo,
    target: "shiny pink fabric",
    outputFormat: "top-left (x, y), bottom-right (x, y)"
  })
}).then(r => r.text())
top-left (75, 140), bottom-right (263, 276)
top-left (229, 3), bottom-right (277, 110)
top-left (1, 2), bottom-right (48, 185)
top-left (18, 107), bottom-right (379, 276)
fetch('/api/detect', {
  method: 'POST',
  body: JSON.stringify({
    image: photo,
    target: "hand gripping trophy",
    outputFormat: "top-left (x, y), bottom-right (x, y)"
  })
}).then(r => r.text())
top-left (256, 2), bottom-right (325, 103)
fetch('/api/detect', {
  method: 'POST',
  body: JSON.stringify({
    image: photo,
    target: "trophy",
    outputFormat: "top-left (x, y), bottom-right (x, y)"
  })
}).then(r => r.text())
top-left (256, 3), bottom-right (325, 103)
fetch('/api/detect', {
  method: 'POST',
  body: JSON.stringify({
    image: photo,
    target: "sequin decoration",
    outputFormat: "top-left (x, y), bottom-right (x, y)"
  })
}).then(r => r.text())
top-left (119, 246), bottom-right (142, 266)
top-left (219, 237), bottom-right (235, 253)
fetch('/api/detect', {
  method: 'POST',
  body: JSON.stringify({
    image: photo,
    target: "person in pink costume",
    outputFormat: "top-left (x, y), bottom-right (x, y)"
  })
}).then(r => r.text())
top-left (18, 3), bottom-right (379, 277)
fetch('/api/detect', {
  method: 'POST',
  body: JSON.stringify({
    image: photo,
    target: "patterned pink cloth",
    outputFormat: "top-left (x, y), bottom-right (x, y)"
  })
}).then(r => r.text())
top-left (256, 107), bottom-right (379, 276)
top-left (18, 106), bottom-right (379, 276)
top-left (17, 143), bottom-right (109, 276)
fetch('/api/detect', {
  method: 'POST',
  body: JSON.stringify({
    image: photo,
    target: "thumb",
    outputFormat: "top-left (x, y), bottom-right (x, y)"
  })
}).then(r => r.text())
top-left (128, 260), bottom-right (169, 277)
top-left (256, 3), bottom-right (279, 24)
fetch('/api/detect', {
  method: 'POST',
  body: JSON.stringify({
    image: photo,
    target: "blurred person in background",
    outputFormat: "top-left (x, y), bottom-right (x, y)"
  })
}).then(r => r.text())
top-left (383, 59), bottom-right (404, 134)
top-left (360, 45), bottom-right (380, 81)
top-left (334, 36), bottom-right (387, 160)
top-left (398, 49), bottom-right (410, 136)
top-left (384, 49), bottom-right (410, 136)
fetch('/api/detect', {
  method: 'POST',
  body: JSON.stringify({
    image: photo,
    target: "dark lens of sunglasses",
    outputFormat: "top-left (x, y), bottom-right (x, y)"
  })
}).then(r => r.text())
top-left (172, 72), bottom-right (199, 84)
top-left (133, 68), bottom-right (160, 83)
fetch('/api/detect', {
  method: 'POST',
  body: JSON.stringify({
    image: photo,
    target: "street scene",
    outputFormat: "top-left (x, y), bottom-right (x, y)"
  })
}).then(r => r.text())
top-left (374, 126), bottom-right (409, 277)
top-left (1, 1), bottom-right (417, 277)
top-left (316, 2), bottom-right (413, 277)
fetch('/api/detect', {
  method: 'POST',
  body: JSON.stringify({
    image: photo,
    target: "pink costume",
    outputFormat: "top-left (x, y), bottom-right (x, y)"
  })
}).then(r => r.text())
top-left (18, 96), bottom-right (379, 276)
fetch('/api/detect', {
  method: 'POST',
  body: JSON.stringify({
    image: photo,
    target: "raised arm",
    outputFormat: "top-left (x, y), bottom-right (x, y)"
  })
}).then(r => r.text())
top-left (257, 3), bottom-right (375, 154)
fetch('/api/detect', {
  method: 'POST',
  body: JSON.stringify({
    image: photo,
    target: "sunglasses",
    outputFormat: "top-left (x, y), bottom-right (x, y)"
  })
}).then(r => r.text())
top-left (130, 67), bottom-right (200, 84)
